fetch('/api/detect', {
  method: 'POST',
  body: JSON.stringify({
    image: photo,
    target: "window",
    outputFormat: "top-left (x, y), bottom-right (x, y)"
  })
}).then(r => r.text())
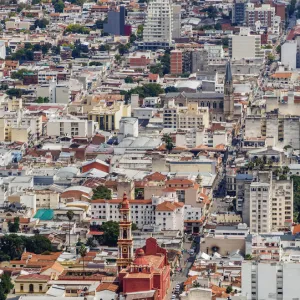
top-left (20, 285), bottom-right (23, 291)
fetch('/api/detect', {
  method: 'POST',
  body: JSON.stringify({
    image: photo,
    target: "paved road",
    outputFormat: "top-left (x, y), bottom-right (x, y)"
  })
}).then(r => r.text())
top-left (167, 241), bottom-right (195, 299)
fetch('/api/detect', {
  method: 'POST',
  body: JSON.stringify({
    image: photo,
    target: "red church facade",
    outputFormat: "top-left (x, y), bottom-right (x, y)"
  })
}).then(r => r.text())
top-left (119, 238), bottom-right (171, 300)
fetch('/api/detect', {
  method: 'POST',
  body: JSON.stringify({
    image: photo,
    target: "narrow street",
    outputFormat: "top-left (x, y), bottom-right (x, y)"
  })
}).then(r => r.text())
top-left (167, 241), bottom-right (195, 299)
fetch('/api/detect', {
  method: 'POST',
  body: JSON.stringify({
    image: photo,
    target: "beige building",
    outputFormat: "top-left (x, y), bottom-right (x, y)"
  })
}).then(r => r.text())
top-left (248, 176), bottom-right (293, 234)
top-left (34, 190), bottom-right (60, 209)
top-left (0, 111), bottom-right (42, 143)
top-left (177, 103), bottom-right (209, 129)
top-left (88, 101), bottom-right (131, 131)
top-left (229, 27), bottom-right (264, 60)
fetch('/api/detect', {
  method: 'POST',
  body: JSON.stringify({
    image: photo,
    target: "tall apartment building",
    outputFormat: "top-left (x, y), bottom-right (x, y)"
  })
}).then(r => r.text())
top-left (172, 4), bottom-right (181, 39)
top-left (232, 0), bottom-right (247, 24)
top-left (103, 6), bottom-right (126, 35)
top-left (143, 0), bottom-right (173, 49)
top-left (229, 27), bottom-right (264, 60)
top-left (241, 171), bottom-right (293, 234)
top-left (245, 3), bottom-right (275, 29)
top-left (170, 50), bottom-right (182, 74)
top-left (242, 261), bottom-right (300, 300)
top-left (281, 40), bottom-right (297, 69)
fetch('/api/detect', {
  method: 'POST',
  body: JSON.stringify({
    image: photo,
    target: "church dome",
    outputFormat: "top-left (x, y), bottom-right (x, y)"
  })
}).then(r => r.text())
top-left (133, 248), bottom-right (149, 266)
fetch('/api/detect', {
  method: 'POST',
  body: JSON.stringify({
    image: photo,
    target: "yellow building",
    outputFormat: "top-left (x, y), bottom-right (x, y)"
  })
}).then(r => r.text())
top-left (88, 101), bottom-right (131, 131)
top-left (14, 274), bottom-right (50, 294)
top-left (0, 112), bottom-right (42, 143)
top-left (11, 126), bottom-right (29, 143)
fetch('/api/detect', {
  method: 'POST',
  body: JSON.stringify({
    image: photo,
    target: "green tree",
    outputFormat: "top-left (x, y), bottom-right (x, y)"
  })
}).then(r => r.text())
top-left (99, 44), bottom-right (110, 51)
top-left (125, 76), bottom-right (134, 84)
top-left (226, 286), bottom-right (233, 294)
top-left (89, 61), bottom-right (103, 66)
top-left (118, 43), bottom-right (130, 55)
top-left (6, 88), bottom-right (23, 98)
top-left (66, 210), bottom-right (74, 250)
top-left (97, 221), bottom-right (119, 246)
top-left (65, 24), bottom-right (90, 34)
top-left (8, 217), bottom-right (19, 233)
top-left (10, 69), bottom-right (29, 80)
top-left (245, 254), bottom-right (252, 260)
top-left (121, 83), bottom-right (164, 101)
top-left (130, 34), bottom-right (137, 43)
top-left (150, 64), bottom-right (163, 77)
top-left (54, 0), bottom-right (64, 12)
top-left (193, 281), bottom-right (200, 288)
top-left (41, 43), bottom-right (52, 55)
top-left (0, 286), bottom-right (5, 300)
top-left (222, 37), bottom-right (229, 47)
top-left (165, 86), bottom-right (179, 93)
top-left (51, 46), bottom-right (60, 55)
top-left (92, 185), bottom-right (112, 200)
top-left (137, 25), bottom-right (144, 40)
top-left (0, 274), bottom-right (13, 295)
top-left (86, 237), bottom-right (96, 247)
top-left (115, 54), bottom-right (122, 64)
top-left (34, 18), bottom-right (49, 29)
top-left (36, 97), bottom-right (49, 103)
top-left (215, 23), bottom-right (222, 30)
top-left (79, 245), bottom-right (87, 278)
top-left (162, 134), bottom-right (174, 153)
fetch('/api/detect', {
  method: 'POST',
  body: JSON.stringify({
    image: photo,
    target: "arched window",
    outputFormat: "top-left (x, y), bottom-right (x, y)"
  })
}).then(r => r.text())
top-left (29, 284), bottom-right (34, 293)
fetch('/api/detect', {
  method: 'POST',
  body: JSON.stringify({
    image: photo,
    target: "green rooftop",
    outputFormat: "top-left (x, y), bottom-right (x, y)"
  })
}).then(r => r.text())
top-left (34, 209), bottom-right (54, 220)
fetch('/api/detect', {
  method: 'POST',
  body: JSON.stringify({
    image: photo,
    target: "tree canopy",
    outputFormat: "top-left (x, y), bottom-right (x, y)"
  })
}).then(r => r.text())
top-left (10, 69), bottom-right (29, 80)
top-left (97, 221), bottom-right (119, 247)
top-left (0, 234), bottom-right (52, 261)
top-left (65, 24), bottom-right (90, 34)
top-left (8, 217), bottom-right (19, 233)
top-left (121, 83), bottom-right (164, 101)
top-left (0, 273), bottom-right (13, 300)
top-left (92, 185), bottom-right (112, 200)
top-left (292, 175), bottom-right (300, 222)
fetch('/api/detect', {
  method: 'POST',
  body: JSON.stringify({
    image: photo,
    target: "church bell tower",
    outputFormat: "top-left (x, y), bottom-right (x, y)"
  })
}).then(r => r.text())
top-left (117, 192), bottom-right (133, 272)
top-left (223, 60), bottom-right (234, 120)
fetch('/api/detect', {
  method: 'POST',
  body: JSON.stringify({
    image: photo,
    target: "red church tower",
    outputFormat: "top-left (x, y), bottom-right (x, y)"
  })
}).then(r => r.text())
top-left (117, 192), bottom-right (134, 271)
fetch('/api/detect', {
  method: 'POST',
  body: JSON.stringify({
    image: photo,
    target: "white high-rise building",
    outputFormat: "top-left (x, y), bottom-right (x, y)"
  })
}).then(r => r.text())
top-left (242, 261), bottom-right (300, 300)
top-left (142, 0), bottom-right (173, 49)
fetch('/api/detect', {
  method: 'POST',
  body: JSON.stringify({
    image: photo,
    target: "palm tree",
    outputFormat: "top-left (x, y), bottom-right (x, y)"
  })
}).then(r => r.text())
top-left (66, 210), bottom-right (74, 250)
top-left (79, 245), bottom-right (87, 279)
